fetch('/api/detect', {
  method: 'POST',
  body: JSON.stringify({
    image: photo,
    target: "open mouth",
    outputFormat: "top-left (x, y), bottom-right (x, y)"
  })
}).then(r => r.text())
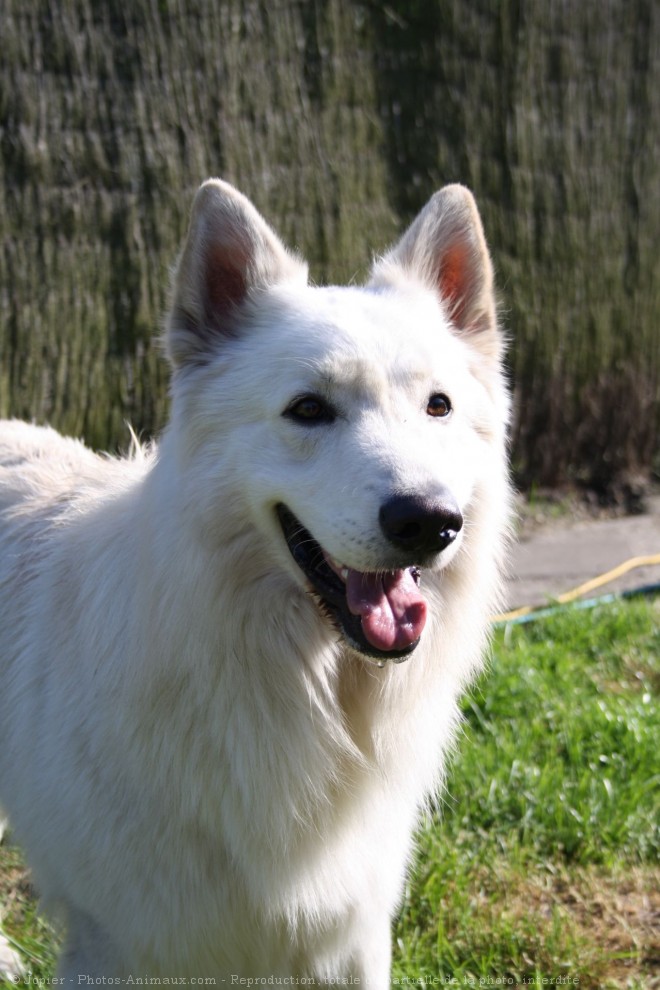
top-left (276, 504), bottom-right (427, 663)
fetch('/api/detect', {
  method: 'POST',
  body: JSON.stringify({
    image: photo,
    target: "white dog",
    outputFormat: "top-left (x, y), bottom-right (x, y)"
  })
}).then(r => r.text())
top-left (0, 179), bottom-right (511, 983)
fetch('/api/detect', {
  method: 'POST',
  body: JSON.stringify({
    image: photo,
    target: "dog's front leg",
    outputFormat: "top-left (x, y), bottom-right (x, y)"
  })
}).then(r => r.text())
top-left (58, 909), bottom-right (126, 984)
top-left (347, 912), bottom-right (392, 989)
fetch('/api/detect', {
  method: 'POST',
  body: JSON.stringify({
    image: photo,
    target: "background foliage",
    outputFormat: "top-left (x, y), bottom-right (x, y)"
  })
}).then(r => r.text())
top-left (1, 0), bottom-right (658, 487)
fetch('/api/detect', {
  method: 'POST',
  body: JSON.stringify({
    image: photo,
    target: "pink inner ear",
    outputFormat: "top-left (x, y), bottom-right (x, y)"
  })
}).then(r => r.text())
top-left (205, 243), bottom-right (249, 315)
top-left (438, 243), bottom-right (471, 324)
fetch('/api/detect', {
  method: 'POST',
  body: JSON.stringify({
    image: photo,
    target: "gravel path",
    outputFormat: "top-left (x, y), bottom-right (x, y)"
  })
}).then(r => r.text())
top-left (504, 494), bottom-right (660, 612)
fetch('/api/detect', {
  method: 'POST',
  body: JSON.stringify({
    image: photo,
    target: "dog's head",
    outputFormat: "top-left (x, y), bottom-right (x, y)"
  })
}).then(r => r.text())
top-left (165, 180), bottom-right (508, 663)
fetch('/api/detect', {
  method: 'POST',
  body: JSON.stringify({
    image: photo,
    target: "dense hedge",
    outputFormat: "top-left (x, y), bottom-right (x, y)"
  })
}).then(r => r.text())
top-left (1, 0), bottom-right (658, 487)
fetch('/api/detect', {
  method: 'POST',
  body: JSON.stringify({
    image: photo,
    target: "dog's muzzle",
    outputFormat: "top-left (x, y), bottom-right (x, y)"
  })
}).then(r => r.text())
top-left (276, 494), bottom-right (462, 663)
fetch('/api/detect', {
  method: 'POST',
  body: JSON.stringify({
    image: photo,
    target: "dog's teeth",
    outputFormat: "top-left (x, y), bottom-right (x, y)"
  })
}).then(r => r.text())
top-left (340, 567), bottom-right (349, 581)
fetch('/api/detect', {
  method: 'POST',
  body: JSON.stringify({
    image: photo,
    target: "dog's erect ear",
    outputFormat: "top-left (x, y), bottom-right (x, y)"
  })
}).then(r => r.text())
top-left (166, 180), bottom-right (308, 367)
top-left (370, 185), bottom-right (500, 362)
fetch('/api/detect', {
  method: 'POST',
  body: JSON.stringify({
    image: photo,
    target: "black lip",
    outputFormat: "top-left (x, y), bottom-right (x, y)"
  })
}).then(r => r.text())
top-left (275, 503), bottom-right (420, 662)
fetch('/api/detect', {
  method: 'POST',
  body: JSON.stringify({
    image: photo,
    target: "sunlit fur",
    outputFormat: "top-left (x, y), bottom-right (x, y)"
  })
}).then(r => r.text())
top-left (0, 180), bottom-right (512, 983)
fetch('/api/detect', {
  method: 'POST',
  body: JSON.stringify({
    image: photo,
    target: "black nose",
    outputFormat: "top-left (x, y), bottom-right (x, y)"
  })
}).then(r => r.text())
top-left (379, 491), bottom-right (463, 556)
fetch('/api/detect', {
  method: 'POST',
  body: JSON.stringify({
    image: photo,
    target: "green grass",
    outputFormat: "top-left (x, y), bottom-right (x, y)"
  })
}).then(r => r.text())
top-left (1, 598), bottom-right (658, 987)
top-left (392, 597), bottom-right (659, 987)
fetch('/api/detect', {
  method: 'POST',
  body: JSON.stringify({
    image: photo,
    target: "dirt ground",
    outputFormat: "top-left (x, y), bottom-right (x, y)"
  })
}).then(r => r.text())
top-left (504, 491), bottom-right (660, 612)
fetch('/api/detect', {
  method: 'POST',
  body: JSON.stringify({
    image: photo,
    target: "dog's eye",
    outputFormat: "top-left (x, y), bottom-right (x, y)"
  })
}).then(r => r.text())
top-left (427, 393), bottom-right (452, 418)
top-left (285, 395), bottom-right (335, 425)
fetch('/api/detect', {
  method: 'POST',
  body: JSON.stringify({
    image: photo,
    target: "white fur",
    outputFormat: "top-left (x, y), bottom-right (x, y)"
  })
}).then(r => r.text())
top-left (0, 181), bottom-right (512, 983)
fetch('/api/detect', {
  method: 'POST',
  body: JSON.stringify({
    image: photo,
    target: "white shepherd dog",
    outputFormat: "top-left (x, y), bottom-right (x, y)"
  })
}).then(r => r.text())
top-left (0, 180), bottom-right (511, 983)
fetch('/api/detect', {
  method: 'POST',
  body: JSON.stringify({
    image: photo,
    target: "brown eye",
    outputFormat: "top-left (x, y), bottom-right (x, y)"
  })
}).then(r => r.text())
top-left (427, 393), bottom-right (452, 418)
top-left (285, 395), bottom-right (335, 425)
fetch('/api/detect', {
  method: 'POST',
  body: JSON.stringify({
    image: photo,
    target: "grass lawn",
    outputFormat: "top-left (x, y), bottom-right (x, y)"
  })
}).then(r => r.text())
top-left (1, 598), bottom-right (658, 987)
top-left (393, 597), bottom-right (659, 988)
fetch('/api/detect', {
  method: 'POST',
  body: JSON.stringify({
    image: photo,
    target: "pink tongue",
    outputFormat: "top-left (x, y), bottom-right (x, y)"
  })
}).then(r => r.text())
top-left (345, 568), bottom-right (427, 653)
